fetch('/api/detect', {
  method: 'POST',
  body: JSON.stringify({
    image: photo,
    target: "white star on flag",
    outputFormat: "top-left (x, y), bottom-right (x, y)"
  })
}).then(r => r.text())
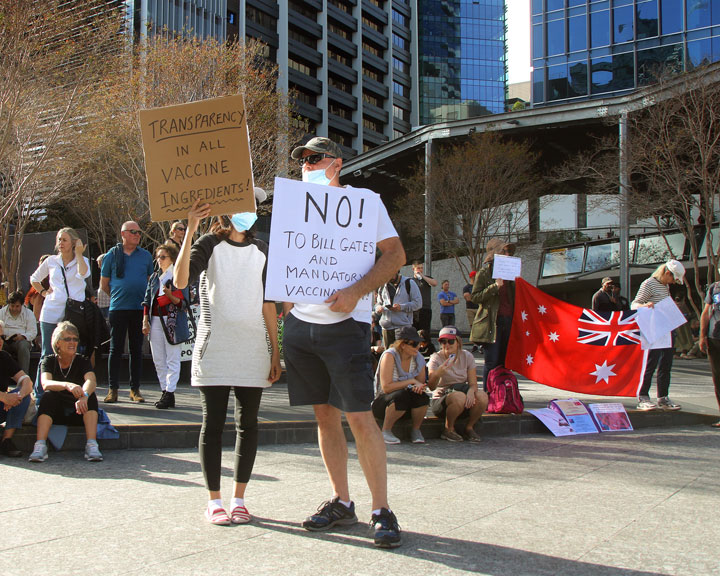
top-left (590, 360), bottom-right (617, 384)
top-left (538, 305), bottom-right (547, 315)
top-left (548, 331), bottom-right (559, 342)
top-left (521, 311), bottom-right (528, 321)
top-left (526, 354), bottom-right (534, 365)
top-left (525, 331), bottom-right (530, 336)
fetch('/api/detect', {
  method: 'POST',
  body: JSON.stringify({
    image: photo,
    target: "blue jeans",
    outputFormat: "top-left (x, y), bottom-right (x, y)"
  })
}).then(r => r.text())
top-left (108, 309), bottom-right (144, 390)
top-left (35, 321), bottom-right (58, 402)
top-left (482, 315), bottom-right (512, 390)
top-left (0, 386), bottom-right (31, 430)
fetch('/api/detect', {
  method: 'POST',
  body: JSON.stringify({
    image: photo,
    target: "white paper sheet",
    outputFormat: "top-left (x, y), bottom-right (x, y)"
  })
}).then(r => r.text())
top-left (492, 254), bottom-right (522, 281)
top-left (635, 296), bottom-right (686, 350)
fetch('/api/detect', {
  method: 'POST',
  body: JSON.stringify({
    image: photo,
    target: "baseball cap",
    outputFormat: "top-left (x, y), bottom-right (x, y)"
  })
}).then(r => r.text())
top-left (469, 271), bottom-right (477, 279)
top-left (438, 326), bottom-right (459, 340)
top-left (395, 326), bottom-right (422, 343)
top-left (666, 259), bottom-right (685, 285)
top-left (291, 137), bottom-right (343, 160)
top-left (601, 277), bottom-right (613, 285)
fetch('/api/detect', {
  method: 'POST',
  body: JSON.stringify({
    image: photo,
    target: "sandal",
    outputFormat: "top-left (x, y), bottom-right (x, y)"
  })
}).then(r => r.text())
top-left (205, 506), bottom-right (231, 526)
top-left (230, 505), bottom-right (252, 524)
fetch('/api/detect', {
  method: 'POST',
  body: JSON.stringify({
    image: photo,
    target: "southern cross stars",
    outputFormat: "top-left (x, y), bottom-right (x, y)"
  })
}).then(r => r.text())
top-left (521, 310), bottom-right (528, 321)
top-left (538, 304), bottom-right (547, 315)
top-left (548, 332), bottom-right (559, 342)
top-left (590, 360), bottom-right (616, 384)
top-left (526, 354), bottom-right (534, 365)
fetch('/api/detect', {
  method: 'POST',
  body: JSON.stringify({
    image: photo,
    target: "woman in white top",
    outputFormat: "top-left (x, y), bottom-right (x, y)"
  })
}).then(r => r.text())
top-left (30, 228), bottom-right (90, 401)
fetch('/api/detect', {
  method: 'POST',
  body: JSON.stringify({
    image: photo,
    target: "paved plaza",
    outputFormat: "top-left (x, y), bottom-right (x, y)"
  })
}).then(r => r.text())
top-left (2, 426), bottom-right (719, 576)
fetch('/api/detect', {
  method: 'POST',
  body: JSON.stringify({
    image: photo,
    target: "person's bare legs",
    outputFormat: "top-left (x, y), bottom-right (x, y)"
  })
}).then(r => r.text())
top-left (82, 410), bottom-right (98, 441)
top-left (444, 391), bottom-right (466, 431)
top-left (314, 403), bottom-right (350, 502)
top-left (465, 390), bottom-right (488, 434)
top-left (411, 405), bottom-right (427, 430)
top-left (36, 414), bottom-right (52, 441)
top-left (381, 403), bottom-right (405, 432)
top-left (345, 410), bottom-right (388, 511)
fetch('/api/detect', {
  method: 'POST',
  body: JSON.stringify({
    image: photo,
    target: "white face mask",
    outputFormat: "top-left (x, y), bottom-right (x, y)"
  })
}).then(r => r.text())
top-left (302, 160), bottom-right (335, 186)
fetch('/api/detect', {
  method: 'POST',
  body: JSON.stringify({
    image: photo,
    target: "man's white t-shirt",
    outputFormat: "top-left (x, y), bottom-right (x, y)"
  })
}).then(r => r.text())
top-left (290, 187), bottom-right (398, 326)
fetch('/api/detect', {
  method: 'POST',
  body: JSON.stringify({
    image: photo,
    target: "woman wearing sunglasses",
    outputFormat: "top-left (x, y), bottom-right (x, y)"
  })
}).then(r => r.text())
top-left (372, 326), bottom-right (430, 445)
top-left (28, 321), bottom-right (102, 462)
top-left (174, 191), bottom-right (281, 526)
top-left (142, 243), bottom-right (189, 410)
top-left (427, 326), bottom-right (488, 442)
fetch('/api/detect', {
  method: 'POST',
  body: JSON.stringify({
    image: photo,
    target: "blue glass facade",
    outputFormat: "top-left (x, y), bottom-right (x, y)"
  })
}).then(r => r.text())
top-left (532, 0), bottom-right (720, 105)
top-left (419, 0), bottom-right (507, 124)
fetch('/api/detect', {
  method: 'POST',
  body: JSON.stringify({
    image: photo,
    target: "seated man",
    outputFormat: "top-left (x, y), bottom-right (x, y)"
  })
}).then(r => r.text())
top-left (0, 322), bottom-right (33, 458)
top-left (427, 326), bottom-right (488, 442)
top-left (0, 291), bottom-right (37, 374)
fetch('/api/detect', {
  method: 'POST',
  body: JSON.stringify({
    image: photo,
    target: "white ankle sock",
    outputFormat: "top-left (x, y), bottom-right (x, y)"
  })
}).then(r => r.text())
top-left (208, 499), bottom-right (224, 512)
top-left (231, 497), bottom-right (245, 509)
top-left (338, 499), bottom-right (352, 508)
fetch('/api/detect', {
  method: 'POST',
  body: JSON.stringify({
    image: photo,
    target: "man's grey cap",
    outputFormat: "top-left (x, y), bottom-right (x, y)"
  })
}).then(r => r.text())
top-left (291, 137), bottom-right (343, 160)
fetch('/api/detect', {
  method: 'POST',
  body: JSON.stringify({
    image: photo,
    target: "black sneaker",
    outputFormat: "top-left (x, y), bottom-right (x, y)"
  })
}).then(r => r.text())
top-left (370, 508), bottom-right (401, 548)
top-left (155, 391), bottom-right (175, 409)
top-left (302, 497), bottom-right (358, 531)
top-left (0, 437), bottom-right (22, 458)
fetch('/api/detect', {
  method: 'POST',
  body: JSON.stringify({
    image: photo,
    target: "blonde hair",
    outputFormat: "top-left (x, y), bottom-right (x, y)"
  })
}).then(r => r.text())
top-left (55, 227), bottom-right (81, 253)
top-left (651, 263), bottom-right (668, 281)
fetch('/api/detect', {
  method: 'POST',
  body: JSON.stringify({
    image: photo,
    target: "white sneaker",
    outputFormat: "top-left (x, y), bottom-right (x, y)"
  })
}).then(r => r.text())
top-left (410, 429), bottom-right (425, 444)
top-left (637, 397), bottom-right (657, 411)
top-left (28, 441), bottom-right (48, 462)
top-left (657, 397), bottom-right (681, 411)
top-left (382, 430), bottom-right (401, 445)
top-left (84, 440), bottom-right (103, 462)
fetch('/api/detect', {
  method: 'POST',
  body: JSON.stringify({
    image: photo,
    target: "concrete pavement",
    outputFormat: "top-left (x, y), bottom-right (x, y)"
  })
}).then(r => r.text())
top-left (2, 426), bottom-right (719, 575)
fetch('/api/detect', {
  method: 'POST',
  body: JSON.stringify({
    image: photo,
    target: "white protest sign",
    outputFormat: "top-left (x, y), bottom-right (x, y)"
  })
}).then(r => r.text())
top-left (492, 254), bottom-right (522, 280)
top-left (265, 177), bottom-right (379, 307)
top-left (636, 296), bottom-right (686, 350)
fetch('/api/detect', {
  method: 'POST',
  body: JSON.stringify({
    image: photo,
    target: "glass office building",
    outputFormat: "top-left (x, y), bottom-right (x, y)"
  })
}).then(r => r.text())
top-left (419, 0), bottom-right (507, 124)
top-left (531, 0), bottom-right (720, 105)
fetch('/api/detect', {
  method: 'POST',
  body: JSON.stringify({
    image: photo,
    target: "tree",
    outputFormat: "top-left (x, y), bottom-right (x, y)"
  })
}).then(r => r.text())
top-left (555, 64), bottom-right (720, 317)
top-left (0, 0), bottom-right (124, 290)
top-left (394, 132), bottom-right (542, 279)
top-left (64, 32), bottom-right (297, 251)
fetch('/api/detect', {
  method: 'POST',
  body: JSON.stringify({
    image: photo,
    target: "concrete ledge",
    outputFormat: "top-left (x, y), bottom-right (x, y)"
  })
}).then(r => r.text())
top-left (9, 409), bottom-right (717, 453)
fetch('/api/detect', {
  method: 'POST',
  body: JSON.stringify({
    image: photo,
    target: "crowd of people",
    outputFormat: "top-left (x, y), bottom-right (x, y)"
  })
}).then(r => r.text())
top-left (3, 135), bottom-right (720, 551)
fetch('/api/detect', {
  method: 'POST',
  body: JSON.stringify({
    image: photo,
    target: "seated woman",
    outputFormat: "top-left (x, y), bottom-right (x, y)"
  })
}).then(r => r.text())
top-left (427, 326), bottom-right (488, 442)
top-left (372, 326), bottom-right (430, 445)
top-left (417, 329), bottom-right (436, 360)
top-left (0, 321), bottom-right (33, 458)
top-left (28, 321), bottom-right (102, 462)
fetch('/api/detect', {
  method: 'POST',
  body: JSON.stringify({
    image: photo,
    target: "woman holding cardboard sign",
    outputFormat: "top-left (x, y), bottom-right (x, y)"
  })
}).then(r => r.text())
top-left (174, 189), bottom-right (281, 526)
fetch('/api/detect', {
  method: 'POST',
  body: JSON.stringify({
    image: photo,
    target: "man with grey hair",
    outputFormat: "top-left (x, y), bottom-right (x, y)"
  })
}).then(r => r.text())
top-left (283, 136), bottom-right (405, 548)
top-left (100, 221), bottom-right (153, 403)
top-left (0, 291), bottom-right (37, 373)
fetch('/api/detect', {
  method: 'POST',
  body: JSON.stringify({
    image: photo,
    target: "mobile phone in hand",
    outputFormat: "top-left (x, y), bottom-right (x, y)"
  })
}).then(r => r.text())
top-left (448, 354), bottom-right (456, 361)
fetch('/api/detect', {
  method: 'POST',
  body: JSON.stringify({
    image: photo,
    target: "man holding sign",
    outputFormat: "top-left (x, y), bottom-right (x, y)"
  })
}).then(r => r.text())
top-left (282, 137), bottom-right (405, 549)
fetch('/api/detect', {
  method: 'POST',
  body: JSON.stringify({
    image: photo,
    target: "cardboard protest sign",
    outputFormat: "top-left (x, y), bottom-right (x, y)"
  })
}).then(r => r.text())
top-left (139, 94), bottom-right (255, 222)
top-left (265, 177), bottom-right (379, 308)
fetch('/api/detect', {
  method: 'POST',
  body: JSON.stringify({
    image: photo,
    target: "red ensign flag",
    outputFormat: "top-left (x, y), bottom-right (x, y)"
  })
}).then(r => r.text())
top-left (505, 278), bottom-right (647, 397)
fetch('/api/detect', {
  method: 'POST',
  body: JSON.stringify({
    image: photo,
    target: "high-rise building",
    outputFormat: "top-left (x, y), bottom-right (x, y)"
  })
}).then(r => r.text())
top-left (418, 0), bottom-right (507, 124)
top-left (531, 0), bottom-right (720, 107)
top-left (126, 0), bottom-right (508, 156)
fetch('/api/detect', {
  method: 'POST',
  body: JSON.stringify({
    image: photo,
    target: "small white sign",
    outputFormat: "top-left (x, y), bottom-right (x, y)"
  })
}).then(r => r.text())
top-left (265, 177), bottom-right (379, 305)
top-left (492, 254), bottom-right (522, 281)
top-left (636, 296), bottom-right (686, 350)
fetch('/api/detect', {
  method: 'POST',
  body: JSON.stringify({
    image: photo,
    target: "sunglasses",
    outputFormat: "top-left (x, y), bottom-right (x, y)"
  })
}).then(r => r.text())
top-left (403, 340), bottom-right (421, 348)
top-left (60, 337), bottom-right (79, 342)
top-left (438, 339), bottom-right (456, 345)
top-left (123, 229), bottom-right (142, 235)
top-left (156, 255), bottom-right (168, 260)
top-left (299, 153), bottom-right (334, 167)
top-left (174, 227), bottom-right (186, 232)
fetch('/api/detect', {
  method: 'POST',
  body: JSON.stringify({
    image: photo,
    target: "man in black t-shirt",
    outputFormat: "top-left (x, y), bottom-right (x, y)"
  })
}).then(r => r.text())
top-left (0, 340), bottom-right (33, 457)
top-left (463, 271), bottom-right (479, 352)
top-left (411, 260), bottom-right (437, 334)
top-left (592, 277), bottom-right (620, 313)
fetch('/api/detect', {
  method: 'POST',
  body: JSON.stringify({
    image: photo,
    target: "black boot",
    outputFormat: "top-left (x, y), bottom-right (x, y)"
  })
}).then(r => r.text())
top-left (156, 390), bottom-right (175, 409)
top-left (154, 390), bottom-right (166, 408)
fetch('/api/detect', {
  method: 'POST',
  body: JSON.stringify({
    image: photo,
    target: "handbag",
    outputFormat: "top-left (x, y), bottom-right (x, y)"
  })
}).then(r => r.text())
top-left (156, 279), bottom-right (196, 345)
top-left (60, 265), bottom-right (88, 339)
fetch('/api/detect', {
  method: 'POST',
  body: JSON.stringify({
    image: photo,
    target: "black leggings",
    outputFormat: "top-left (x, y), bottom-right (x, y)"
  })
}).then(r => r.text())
top-left (199, 386), bottom-right (263, 491)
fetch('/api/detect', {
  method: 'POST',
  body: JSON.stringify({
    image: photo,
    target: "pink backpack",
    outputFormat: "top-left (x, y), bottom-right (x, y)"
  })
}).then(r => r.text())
top-left (486, 367), bottom-right (524, 414)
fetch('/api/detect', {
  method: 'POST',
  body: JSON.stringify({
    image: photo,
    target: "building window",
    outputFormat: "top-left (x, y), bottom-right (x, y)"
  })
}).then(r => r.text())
top-left (636, 0), bottom-right (658, 39)
top-left (246, 5), bottom-right (275, 30)
top-left (329, 22), bottom-right (352, 41)
top-left (363, 91), bottom-right (382, 107)
top-left (291, 116), bottom-right (312, 133)
top-left (392, 57), bottom-right (409, 74)
top-left (590, 10), bottom-right (610, 48)
top-left (362, 16), bottom-right (382, 33)
top-left (228, 10), bottom-right (236, 26)
top-left (367, 0), bottom-right (383, 8)
top-left (362, 41), bottom-right (383, 58)
top-left (568, 15), bottom-right (586, 53)
top-left (661, 0), bottom-right (683, 34)
top-left (294, 90), bottom-right (316, 105)
top-left (363, 66), bottom-right (382, 82)
top-left (329, 103), bottom-right (352, 119)
top-left (328, 0), bottom-right (350, 13)
top-left (363, 116), bottom-right (383, 133)
top-left (328, 130), bottom-right (352, 147)
top-left (329, 49), bottom-right (352, 67)
top-left (547, 19), bottom-right (565, 55)
top-left (392, 104), bottom-right (409, 121)
top-left (613, 5), bottom-right (634, 43)
top-left (289, 0), bottom-right (316, 21)
top-left (393, 81), bottom-right (409, 98)
top-left (289, 27), bottom-right (316, 48)
top-left (392, 9), bottom-right (408, 28)
top-left (329, 75), bottom-right (353, 94)
top-left (289, 58), bottom-right (315, 77)
top-left (392, 33), bottom-right (408, 51)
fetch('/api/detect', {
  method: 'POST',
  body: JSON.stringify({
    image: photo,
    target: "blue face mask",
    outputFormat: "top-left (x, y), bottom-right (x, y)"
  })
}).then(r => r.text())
top-left (302, 160), bottom-right (335, 186)
top-left (230, 212), bottom-right (257, 233)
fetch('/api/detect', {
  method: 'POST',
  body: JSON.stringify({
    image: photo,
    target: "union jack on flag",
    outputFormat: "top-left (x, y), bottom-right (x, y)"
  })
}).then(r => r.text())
top-left (577, 309), bottom-right (642, 346)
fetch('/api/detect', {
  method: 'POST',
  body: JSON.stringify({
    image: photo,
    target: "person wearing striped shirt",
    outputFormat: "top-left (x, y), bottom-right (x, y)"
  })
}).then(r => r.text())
top-left (631, 259), bottom-right (685, 411)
